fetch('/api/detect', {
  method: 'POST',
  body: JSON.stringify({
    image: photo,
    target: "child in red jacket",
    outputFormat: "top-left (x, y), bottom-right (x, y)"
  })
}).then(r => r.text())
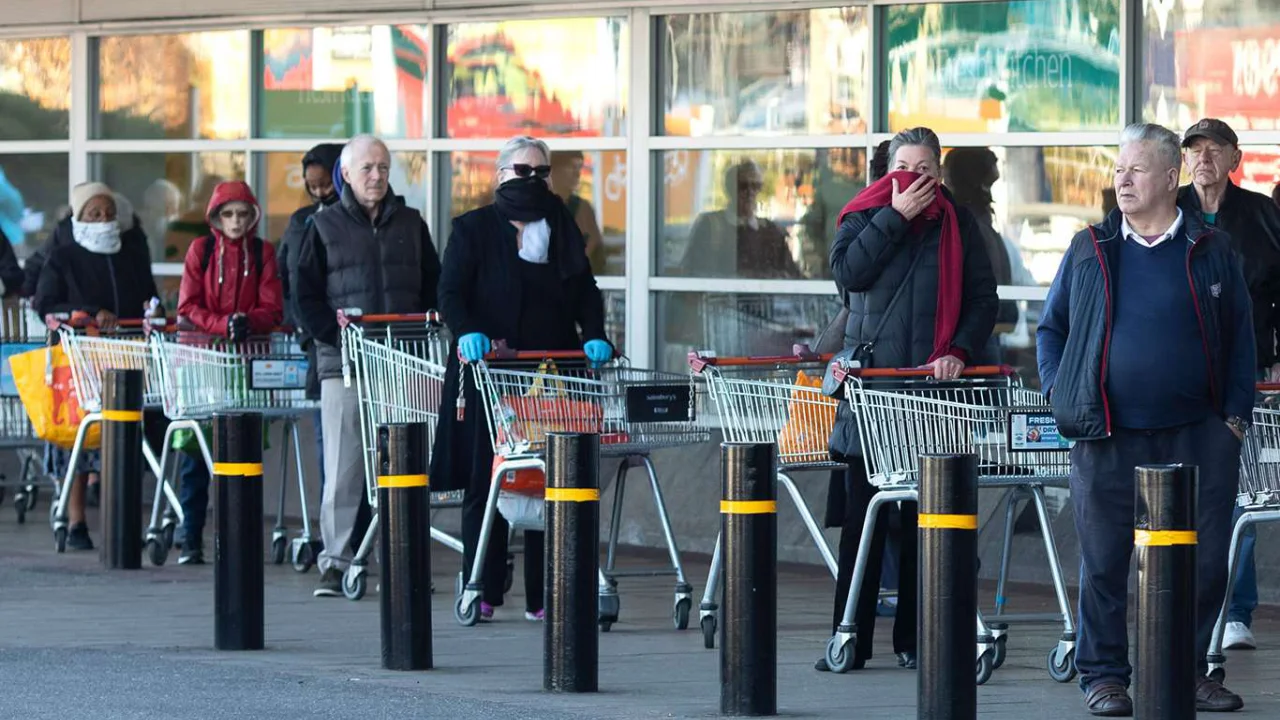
top-left (174, 180), bottom-right (283, 564)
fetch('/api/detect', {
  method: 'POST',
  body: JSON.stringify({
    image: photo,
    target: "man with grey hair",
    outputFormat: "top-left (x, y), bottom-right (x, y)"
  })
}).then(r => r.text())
top-left (295, 134), bottom-right (441, 598)
top-left (1038, 122), bottom-right (1254, 715)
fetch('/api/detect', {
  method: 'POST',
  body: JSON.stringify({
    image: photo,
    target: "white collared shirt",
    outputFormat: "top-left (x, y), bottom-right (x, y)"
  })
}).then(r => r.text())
top-left (1120, 208), bottom-right (1184, 248)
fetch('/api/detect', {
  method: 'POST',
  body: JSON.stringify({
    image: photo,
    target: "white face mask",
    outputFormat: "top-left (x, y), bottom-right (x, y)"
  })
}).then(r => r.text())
top-left (71, 219), bottom-right (122, 254)
top-left (518, 218), bottom-right (551, 264)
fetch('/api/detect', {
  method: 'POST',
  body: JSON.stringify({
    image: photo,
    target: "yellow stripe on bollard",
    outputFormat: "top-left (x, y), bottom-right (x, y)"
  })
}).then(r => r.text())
top-left (544, 488), bottom-right (600, 502)
top-left (213, 462), bottom-right (264, 477)
top-left (101, 410), bottom-right (143, 422)
top-left (378, 474), bottom-right (429, 488)
top-left (918, 513), bottom-right (978, 530)
top-left (719, 500), bottom-right (777, 515)
top-left (1134, 529), bottom-right (1198, 546)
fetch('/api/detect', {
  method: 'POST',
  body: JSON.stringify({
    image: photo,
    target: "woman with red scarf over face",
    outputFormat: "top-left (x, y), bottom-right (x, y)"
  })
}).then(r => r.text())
top-left (818, 127), bottom-right (998, 672)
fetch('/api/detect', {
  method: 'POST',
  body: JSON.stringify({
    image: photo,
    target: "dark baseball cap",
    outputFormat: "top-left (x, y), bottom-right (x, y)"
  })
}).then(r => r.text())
top-left (1182, 118), bottom-right (1238, 148)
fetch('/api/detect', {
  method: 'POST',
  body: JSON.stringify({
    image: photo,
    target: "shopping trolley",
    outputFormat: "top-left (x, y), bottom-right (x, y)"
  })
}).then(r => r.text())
top-left (0, 298), bottom-right (52, 523)
top-left (1207, 383), bottom-right (1280, 682)
top-left (338, 309), bottom-right (460, 600)
top-left (147, 321), bottom-right (320, 567)
top-left (687, 347), bottom-right (842, 649)
top-left (457, 343), bottom-right (708, 630)
top-left (825, 362), bottom-right (1075, 685)
top-left (46, 314), bottom-right (171, 553)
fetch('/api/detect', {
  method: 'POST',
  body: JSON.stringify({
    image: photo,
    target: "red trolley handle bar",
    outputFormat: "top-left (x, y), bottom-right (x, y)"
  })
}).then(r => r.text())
top-left (1258, 383), bottom-right (1280, 392)
top-left (336, 308), bottom-right (442, 329)
top-left (687, 344), bottom-right (827, 373)
top-left (45, 313), bottom-right (164, 332)
top-left (145, 321), bottom-right (300, 336)
top-left (471, 339), bottom-right (615, 363)
top-left (830, 363), bottom-right (1017, 384)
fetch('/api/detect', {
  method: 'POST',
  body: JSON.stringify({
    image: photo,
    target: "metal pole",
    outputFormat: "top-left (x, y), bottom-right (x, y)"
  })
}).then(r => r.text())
top-left (100, 368), bottom-right (144, 570)
top-left (918, 454), bottom-right (978, 720)
top-left (213, 412), bottom-right (264, 651)
top-left (1134, 464), bottom-right (1197, 720)
top-left (720, 442), bottom-right (777, 717)
top-left (378, 422), bottom-right (433, 671)
top-left (544, 432), bottom-right (600, 694)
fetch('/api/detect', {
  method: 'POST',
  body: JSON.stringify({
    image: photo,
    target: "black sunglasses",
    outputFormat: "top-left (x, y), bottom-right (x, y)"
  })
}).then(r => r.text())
top-left (508, 164), bottom-right (552, 179)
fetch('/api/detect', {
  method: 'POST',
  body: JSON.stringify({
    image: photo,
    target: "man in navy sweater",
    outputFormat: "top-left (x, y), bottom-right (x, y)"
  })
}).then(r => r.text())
top-left (1038, 123), bottom-right (1255, 716)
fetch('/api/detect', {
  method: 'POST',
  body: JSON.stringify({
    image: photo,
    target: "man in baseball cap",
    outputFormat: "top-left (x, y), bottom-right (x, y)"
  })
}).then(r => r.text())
top-left (1178, 118), bottom-right (1280, 697)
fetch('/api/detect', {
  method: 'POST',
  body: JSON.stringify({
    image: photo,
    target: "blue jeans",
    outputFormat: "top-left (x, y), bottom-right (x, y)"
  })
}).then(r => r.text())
top-left (178, 453), bottom-right (210, 542)
top-left (1227, 505), bottom-right (1258, 627)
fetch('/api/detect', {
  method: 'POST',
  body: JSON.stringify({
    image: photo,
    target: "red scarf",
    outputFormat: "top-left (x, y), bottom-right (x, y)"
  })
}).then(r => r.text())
top-left (838, 170), bottom-right (966, 363)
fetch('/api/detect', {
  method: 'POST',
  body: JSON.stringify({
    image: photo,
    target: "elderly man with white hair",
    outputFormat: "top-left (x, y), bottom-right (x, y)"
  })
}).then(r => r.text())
top-left (294, 134), bottom-right (442, 598)
top-left (1038, 123), bottom-right (1254, 715)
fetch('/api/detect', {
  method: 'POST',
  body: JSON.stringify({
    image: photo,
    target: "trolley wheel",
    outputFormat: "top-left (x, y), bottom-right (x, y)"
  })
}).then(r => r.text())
top-left (977, 650), bottom-right (995, 686)
top-left (1047, 646), bottom-right (1077, 683)
top-left (701, 615), bottom-right (717, 649)
top-left (504, 553), bottom-right (515, 594)
top-left (147, 538), bottom-right (168, 567)
top-left (598, 593), bottom-right (620, 633)
top-left (825, 635), bottom-right (855, 674)
top-left (54, 527), bottom-right (67, 553)
top-left (25, 486), bottom-right (38, 512)
top-left (1209, 667), bottom-right (1226, 683)
top-left (0, 486), bottom-right (6, 507)
top-left (342, 569), bottom-right (366, 601)
top-left (992, 633), bottom-right (1008, 670)
top-left (270, 536), bottom-right (287, 566)
top-left (291, 541), bottom-right (315, 573)
top-left (673, 597), bottom-right (691, 631)
top-left (15, 499), bottom-right (25, 524)
top-left (161, 523), bottom-right (176, 552)
top-left (454, 595), bottom-right (479, 627)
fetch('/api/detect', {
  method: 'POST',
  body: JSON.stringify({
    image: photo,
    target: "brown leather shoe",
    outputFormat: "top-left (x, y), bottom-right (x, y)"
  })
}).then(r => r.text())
top-left (1196, 676), bottom-right (1244, 712)
top-left (1084, 682), bottom-right (1133, 717)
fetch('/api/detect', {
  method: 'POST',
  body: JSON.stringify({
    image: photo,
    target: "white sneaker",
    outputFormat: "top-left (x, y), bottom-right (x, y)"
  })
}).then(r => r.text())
top-left (1223, 621), bottom-right (1257, 650)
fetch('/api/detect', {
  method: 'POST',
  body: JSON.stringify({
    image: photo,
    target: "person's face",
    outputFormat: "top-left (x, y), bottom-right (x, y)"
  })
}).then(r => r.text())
top-left (1115, 141), bottom-right (1180, 217)
top-left (343, 143), bottom-right (391, 206)
top-left (498, 147), bottom-right (551, 187)
top-left (551, 157), bottom-right (583, 195)
top-left (892, 145), bottom-right (941, 179)
top-left (1184, 137), bottom-right (1241, 190)
top-left (734, 167), bottom-right (765, 210)
top-left (80, 194), bottom-right (117, 223)
top-left (304, 164), bottom-right (335, 202)
top-left (217, 201), bottom-right (254, 240)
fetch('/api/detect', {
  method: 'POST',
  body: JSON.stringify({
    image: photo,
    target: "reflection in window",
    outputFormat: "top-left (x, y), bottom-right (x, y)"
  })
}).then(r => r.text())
top-left (656, 292), bottom-right (842, 372)
top-left (446, 18), bottom-right (627, 138)
top-left (1145, 0), bottom-right (1280, 131)
top-left (1230, 145), bottom-right (1280, 199)
top-left (259, 25), bottom-right (428, 139)
top-left (603, 290), bottom-right (625, 352)
top-left (0, 38), bottom-right (70, 140)
top-left (440, 151), bottom-right (627, 276)
top-left (659, 8), bottom-right (869, 136)
top-left (656, 148), bottom-right (866, 279)
top-left (995, 299), bottom-right (1043, 389)
top-left (886, 1), bottom-right (1120, 132)
top-left (95, 32), bottom-right (250, 140)
top-left (0, 154), bottom-right (68, 259)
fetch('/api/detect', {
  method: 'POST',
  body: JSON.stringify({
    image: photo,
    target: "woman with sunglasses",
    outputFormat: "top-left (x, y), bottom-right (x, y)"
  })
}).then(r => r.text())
top-left (434, 135), bottom-right (613, 622)
top-left (173, 180), bottom-right (283, 564)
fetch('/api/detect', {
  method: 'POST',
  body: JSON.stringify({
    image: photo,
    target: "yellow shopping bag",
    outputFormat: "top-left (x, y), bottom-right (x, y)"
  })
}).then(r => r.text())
top-left (8, 344), bottom-right (101, 450)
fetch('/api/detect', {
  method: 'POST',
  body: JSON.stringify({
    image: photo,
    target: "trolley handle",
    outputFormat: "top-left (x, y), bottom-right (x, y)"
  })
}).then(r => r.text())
top-left (336, 308), bottom-right (443, 329)
top-left (474, 339), bottom-right (612, 363)
top-left (687, 345), bottom-right (827, 373)
top-left (45, 312), bottom-right (166, 332)
top-left (1258, 383), bottom-right (1280, 392)
top-left (830, 362), bottom-right (1017, 384)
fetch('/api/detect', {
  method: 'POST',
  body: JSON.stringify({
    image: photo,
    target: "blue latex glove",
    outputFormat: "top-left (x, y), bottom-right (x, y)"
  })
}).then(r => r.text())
top-left (458, 333), bottom-right (491, 363)
top-left (583, 339), bottom-right (613, 365)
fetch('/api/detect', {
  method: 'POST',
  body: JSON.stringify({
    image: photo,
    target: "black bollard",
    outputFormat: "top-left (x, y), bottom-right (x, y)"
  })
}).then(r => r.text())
top-left (720, 442), bottom-right (777, 717)
top-left (918, 454), bottom-right (978, 720)
top-left (378, 422), bottom-right (433, 671)
top-left (1134, 464), bottom-right (1198, 720)
top-left (213, 412), bottom-right (264, 651)
top-left (544, 432), bottom-right (600, 693)
top-left (100, 368), bottom-right (144, 570)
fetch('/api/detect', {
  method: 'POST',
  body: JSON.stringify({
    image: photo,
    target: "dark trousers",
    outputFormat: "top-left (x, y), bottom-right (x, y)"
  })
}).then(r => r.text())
top-left (830, 463), bottom-right (919, 658)
top-left (178, 452), bottom-right (209, 542)
top-left (1070, 415), bottom-right (1240, 689)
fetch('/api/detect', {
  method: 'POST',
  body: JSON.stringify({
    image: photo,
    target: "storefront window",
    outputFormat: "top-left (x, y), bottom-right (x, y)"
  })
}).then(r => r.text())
top-left (655, 292), bottom-right (842, 372)
top-left (259, 25), bottom-right (429, 139)
top-left (1231, 145), bottom-right (1280, 199)
top-left (95, 32), bottom-right (250, 140)
top-left (0, 38), bottom-right (70, 140)
top-left (659, 8), bottom-right (869, 136)
top-left (655, 147), bottom-right (866, 280)
top-left (445, 18), bottom-right (627, 138)
top-left (439, 150), bottom-right (627, 276)
top-left (886, 0), bottom-right (1120, 132)
top-left (0, 154), bottom-right (68, 258)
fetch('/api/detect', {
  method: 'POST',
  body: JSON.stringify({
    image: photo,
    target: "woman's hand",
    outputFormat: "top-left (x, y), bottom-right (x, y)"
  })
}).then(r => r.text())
top-left (921, 354), bottom-right (965, 381)
top-left (890, 175), bottom-right (936, 221)
top-left (94, 309), bottom-right (118, 331)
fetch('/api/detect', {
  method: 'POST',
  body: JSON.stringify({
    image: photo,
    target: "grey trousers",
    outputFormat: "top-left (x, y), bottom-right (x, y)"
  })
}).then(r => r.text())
top-left (318, 378), bottom-right (364, 573)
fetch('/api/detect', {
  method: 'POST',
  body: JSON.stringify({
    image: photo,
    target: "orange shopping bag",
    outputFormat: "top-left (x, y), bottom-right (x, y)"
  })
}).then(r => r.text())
top-left (8, 344), bottom-right (102, 450)
top-left (775, 370), bottom-right (837, 461)
top-left (494, 360), bottom-right (603, 448)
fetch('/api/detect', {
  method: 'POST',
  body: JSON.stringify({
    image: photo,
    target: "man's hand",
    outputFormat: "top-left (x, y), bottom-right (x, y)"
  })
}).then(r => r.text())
top-left (94, 309), bottom-right (118, 331)
top-left (890, 175), bottom-right (937, 222)
top-left (1227, 421), bottom-right (1244, 441)
top-left (921, 354), bottom-right (965, 381)
top-left (1267, 363), bottom-right (1280, 384)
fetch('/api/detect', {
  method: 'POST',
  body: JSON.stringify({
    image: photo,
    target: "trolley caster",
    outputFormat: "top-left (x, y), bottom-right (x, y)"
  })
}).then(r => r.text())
top-left (599, 592), bottom-right (620, 632)
top-left (700, 614), bottom-right (717, 649)
top-left (54, 526), bottom-right (67, 553)
top-left (270, 536), bottom-right (287, 566)
top-left (146, 537), bottom-right (168, 566)
top-left (454, 595), bottom-right (479, 627)
top-left (991, 632), bottom-right (1009, 670)
top-left (504, 553), bottom-right (515, 594)
top-left (673, 597), bottom-right (691, 631)
top-left (977, 650), bottom-right (995, 686)
top-left (1047, 645), bottom-right (1077, 683)
top-left (25, 486), bottom-right (38, 512)
top-left (825, 635), bottom-right (856, 674)
top-left (290, 538), bottom-right (315, 573)
top-left (343, 567), bottom-right (367, 601)
top-left (161, 523), bottom-right (176, 552)
top-left (15, 507), bottom-right (25, 524)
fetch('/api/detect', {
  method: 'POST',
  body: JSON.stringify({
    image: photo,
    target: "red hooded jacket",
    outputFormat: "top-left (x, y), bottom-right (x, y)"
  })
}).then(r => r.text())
top-left (178, 181), bottom-right (284, 336)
